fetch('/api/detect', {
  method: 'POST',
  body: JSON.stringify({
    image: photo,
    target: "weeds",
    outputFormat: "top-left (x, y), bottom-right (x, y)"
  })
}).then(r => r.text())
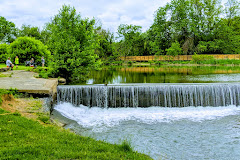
top-left (119, 139), bottom-right (133, 152)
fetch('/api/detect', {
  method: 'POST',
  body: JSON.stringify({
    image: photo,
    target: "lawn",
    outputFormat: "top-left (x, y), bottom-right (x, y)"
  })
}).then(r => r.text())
top-left (0, 90), bottom-right (151, 160)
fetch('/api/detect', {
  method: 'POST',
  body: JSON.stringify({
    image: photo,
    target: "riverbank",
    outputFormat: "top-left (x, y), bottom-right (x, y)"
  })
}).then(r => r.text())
top-left (0, 93), bottom-right (152, 160)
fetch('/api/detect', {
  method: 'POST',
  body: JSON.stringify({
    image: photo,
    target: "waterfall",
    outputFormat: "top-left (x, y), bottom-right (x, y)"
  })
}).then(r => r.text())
top-left (57, 84), bottom-right (240, 108)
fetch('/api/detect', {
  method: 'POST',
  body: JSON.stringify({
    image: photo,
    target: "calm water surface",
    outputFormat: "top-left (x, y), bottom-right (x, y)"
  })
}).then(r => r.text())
top-left (83, 66), bottom-right (240, 84)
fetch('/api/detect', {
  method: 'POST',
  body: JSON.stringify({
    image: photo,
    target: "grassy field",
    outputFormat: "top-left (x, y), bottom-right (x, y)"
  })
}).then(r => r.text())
top-left (0, 91), bottom-right (151, 160)
top-left (0, 64), bottom-right (48, 71)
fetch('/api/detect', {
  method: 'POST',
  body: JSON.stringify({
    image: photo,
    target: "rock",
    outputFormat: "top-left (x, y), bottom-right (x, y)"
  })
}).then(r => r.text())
top-left (58, 78), bottom-right (66, 85)
top-left (0, 67), bottom-right (10, 72)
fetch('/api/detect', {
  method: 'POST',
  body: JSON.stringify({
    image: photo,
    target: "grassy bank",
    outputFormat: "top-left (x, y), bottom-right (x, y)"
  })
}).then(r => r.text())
top-left (121, 59), bottom-right (240, 67)
top-left (0, 93), bottom-right (151, 160)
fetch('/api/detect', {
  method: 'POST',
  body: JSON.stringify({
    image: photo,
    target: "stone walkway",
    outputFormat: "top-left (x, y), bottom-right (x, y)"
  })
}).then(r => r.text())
top-left (0, 70), bottom-right (58, 96)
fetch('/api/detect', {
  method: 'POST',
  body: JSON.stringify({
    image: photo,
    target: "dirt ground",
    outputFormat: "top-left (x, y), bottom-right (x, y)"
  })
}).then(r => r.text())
top-left (0, 95), bottom-right (66, 127)
top-left (1, 94), bottom-right (46, 121)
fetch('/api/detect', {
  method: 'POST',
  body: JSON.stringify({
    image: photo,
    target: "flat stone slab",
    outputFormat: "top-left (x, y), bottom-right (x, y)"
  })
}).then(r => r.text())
top-left (0, 70), bottom-right (58, 96)
top-left (0, 67), bottom-right (10, 72)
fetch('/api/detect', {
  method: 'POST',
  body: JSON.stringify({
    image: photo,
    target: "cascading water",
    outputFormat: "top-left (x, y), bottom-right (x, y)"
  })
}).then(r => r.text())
top-left (54, 83), bottom-right (240, 160)
top-left (57, 83), bottom-right (240, 108)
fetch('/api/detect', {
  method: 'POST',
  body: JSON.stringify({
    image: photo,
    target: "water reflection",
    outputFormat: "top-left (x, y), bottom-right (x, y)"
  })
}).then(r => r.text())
top-left (82, 66), bottom-right (240, 84)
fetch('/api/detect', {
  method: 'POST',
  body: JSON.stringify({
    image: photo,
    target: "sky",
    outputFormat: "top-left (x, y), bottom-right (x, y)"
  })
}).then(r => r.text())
top-left (0, 0), bottom-right (170, 34)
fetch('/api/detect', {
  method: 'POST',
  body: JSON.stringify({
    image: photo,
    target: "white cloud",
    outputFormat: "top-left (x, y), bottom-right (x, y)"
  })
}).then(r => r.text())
top-left (0, 0), bottom-right (170, 33)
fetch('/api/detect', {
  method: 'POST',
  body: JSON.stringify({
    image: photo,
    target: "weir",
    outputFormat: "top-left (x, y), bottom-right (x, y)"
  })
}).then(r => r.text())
top-left (57, 84), bottom-right (240, 108)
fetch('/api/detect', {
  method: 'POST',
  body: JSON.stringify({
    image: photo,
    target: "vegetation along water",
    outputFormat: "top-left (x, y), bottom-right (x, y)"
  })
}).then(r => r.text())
top-left (1, 0), bottom-right (240, 159)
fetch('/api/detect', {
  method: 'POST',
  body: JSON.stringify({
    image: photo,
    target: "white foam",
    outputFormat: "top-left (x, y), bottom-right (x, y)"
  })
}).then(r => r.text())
top-left (54, 103), bottom-right (240, 131)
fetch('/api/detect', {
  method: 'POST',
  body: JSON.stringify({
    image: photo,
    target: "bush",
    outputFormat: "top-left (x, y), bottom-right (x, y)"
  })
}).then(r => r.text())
top-left (166, 41), bottom-right (183, 56)
top-left (119, 139), bottom-right (133, 152)
top-left (127, 61), bottom-right (133, 66)
top-left (0, 43), bottom-right (9, 63)
top-left (192, 54), bottom-right (215, 64)
top-left (8, 37), bottom-right (51, 65)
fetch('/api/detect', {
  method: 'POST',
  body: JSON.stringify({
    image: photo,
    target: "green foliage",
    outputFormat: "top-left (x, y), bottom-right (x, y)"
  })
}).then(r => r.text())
top-left (119, 139), bottom-right (133, 152)
top-left (0, 16), bottom-right (17, 43)
top-left (0, 108), bottom-right (151, 160)
top-left (45, 5), bottom-right (100, 82)
top-left (127, 61), bottom-right (133, 66)
top-left (8, 37), bottom-right (51, 65)
top-left (148, 0), bottom-right (239, 55)
top-left (37, 114), bottom-right (50, 124)
top-left (116, 24), bottom-right (145, 56)
top-left (0, 43), bottom-right (9, 63)
top-left (192, 54), bottom-right (215, 63)
top-left (166, 41), bottom-right (183, 56)
top-left (18, 24), bottom-right (42, 40)
top-left (95, 27), bottom-right (114, 58)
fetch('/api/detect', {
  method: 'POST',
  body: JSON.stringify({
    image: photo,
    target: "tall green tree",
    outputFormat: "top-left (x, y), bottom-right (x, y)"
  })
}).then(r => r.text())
top-left (45, 5), bottom-right (100, 82)
top-left (0, 16), bottom-right (17, 43)
top-left (95, 27), bottom-right (114, 58)
top-left (117, 24), bottom-right (145, 56)
top-left (225, 0), bottom-right (240, 25)
top-left (18, 24), bottom-right (42, 40)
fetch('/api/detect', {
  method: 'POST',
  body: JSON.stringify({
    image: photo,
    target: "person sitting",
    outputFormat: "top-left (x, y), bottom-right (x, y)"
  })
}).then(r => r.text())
top-left (41, 56), bottom-right (45, 67)
top-left (6, 57), bottom-right (14, 70)
top-left (30, 58), bottom-right (34, 67)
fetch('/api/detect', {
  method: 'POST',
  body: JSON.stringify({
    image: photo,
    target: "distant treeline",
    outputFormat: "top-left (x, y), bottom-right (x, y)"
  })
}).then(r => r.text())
top-left (0, 0), bottom-right (239, 81)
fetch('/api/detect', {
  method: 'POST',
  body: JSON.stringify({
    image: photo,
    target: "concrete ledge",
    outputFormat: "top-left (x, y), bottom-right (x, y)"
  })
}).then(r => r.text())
top-left (0, 70), bottom-right (58, 97)
top-left (0, 67), bottom-right (10, 72)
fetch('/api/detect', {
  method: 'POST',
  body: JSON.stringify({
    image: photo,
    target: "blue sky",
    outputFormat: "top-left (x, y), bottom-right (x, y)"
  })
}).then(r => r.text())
top-left (0, 0), bottom-right (170, 33)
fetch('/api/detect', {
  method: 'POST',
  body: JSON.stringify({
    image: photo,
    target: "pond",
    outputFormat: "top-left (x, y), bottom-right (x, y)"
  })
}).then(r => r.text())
top-left (83, 66), bottom-right (240, 84)
top-left (54, 65), bottom-right (240, 160)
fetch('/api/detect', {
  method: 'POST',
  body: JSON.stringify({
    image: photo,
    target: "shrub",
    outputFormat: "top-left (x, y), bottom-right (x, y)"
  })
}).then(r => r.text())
top-left (192, 54), bottom-right (215, 63)
top-left (8, 37), bottom-right (51, 65)
top-left (166, 41), bottom-right (183, 56)
top-left (127, 61), bottom-right (133, 66)
top-left (119, 139), bottom-right (133, 152)
top-left (0, 43), bottom-right (9, 63)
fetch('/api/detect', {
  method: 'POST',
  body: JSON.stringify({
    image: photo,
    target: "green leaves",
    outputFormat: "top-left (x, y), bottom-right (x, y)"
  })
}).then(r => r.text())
top-left (46, 5), bottom-right (100, 82)
top-left (0, 43), bottom-right (9, 63)
top-left (8, 37), bottom-right (51, 65)
top-left (116, 24), bottom-right (145, 56)
top-left (166, 41), bottom-right (183, 56)
top-left (0, 16), bottom-right (17, 43)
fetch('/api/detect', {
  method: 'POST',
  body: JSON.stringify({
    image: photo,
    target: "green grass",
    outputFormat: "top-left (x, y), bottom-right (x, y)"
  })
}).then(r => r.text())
top-left (0, 107), bottom-right (151, 160)
top-left (0, 64), bottom-right (50, 79)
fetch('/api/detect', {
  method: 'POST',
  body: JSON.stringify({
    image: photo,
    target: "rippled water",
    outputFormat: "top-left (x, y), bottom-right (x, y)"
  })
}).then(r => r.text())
top-left (54, 103), bottom-right (240, 160)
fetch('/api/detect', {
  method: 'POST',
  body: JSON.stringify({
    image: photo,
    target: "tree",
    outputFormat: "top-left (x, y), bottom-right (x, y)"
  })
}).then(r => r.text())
top-left (18, 24), bottom-right (42, 40)
top-left (117, 24), bottom-right (145, 56)
top-left (45, 5), bottom-right (100, 82)
top-left (0, 16), bottom-right (17, 43)
top-left (225, 0), bottom-right (240, 25)
top-left (8, 37), bottom-right (51, 65)
top-left (95, 27), bottom-right (114, 58)
top-left (148, 5), bottom-right (171, 55)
